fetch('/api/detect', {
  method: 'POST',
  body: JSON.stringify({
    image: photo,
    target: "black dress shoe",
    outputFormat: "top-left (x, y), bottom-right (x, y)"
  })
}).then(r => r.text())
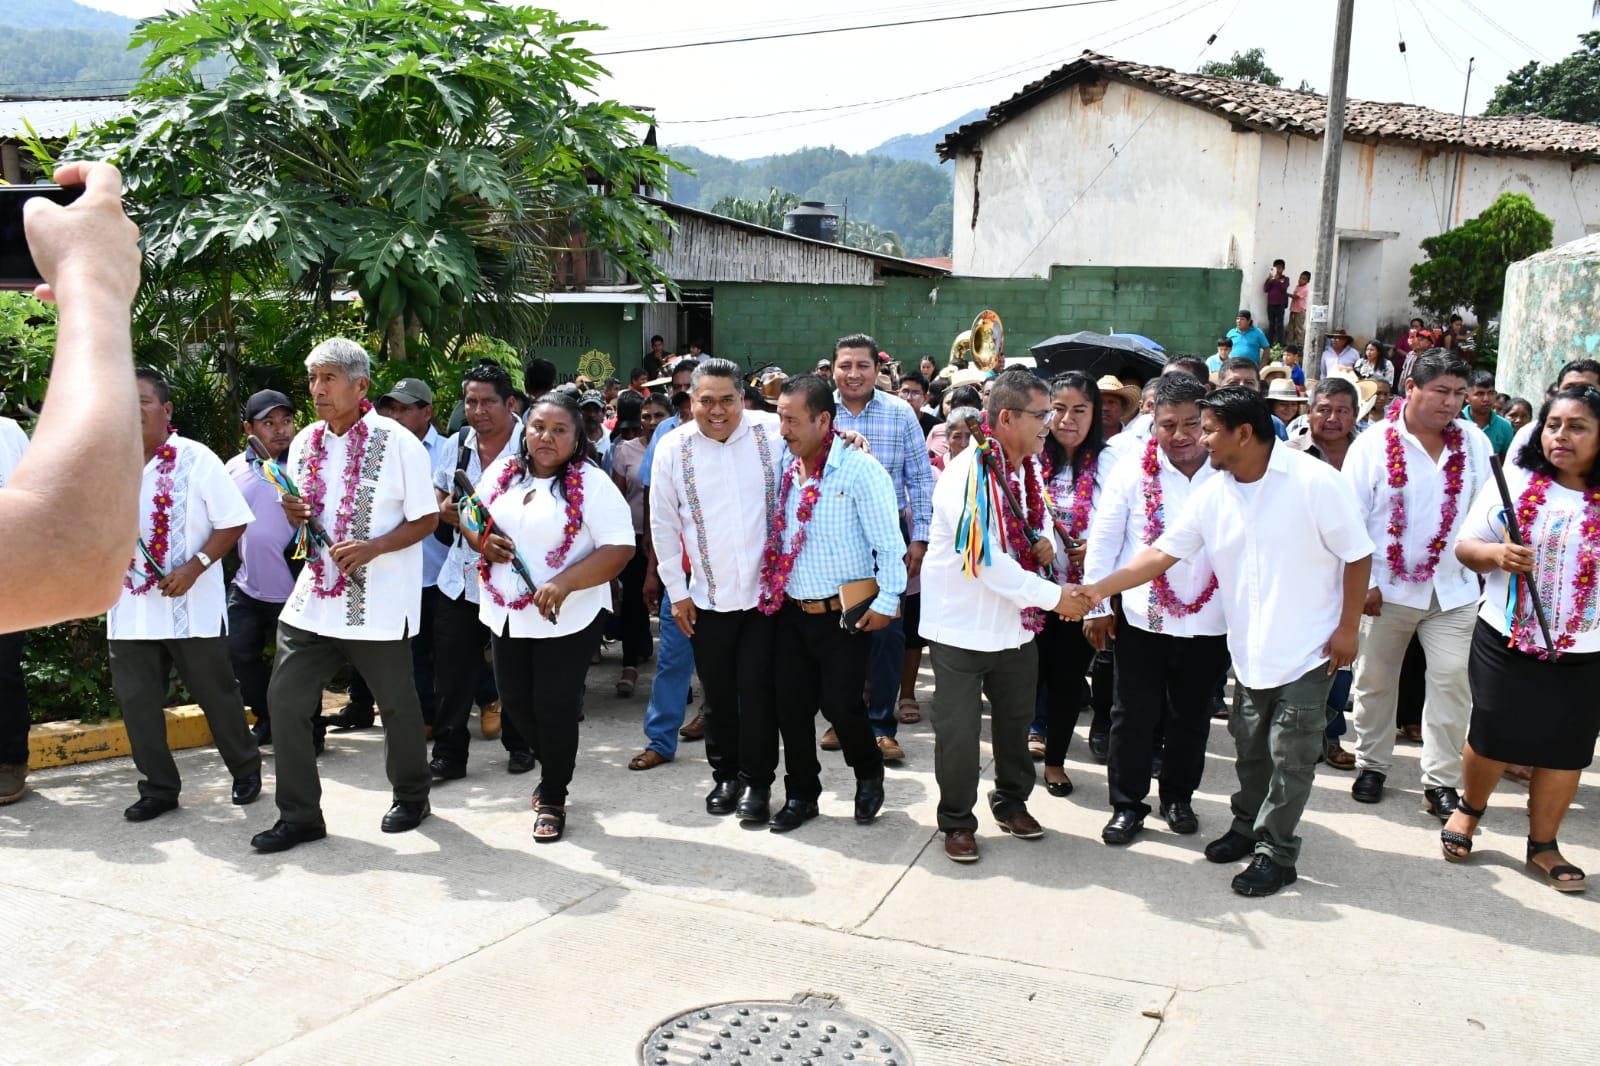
top-left (231, 771), bottom-right (262, 806)
top-left (1204, 829), bottom-right (1256, 863)
top-left (381, 799), bottom-right (430, 833)
top-left (324, 704), bottom-right (376, 731)
top-left (1160, 800), bottom-right (1199, 835)
top-left (1101, 808), bottom-right (1145, 845)
top-left (705, 779), bottom-right (742, 816)
top-left (1352, 769), bottom-right (1386, 804)
top-left (1424, 785), bottom-right (1460, 822)
top-left (251, 719), bottom-right (272, 746)
top-left (124, 796), bottom-right (178, 822)
top-left (854, 775), bottom-right (885, 823)
top-left (1151, 750), bottom-right (1165, 778)
top-left (1088, 732), bottom-right (1110, 762)
top-left (769, 798), bottom-right (820, 833)
top-left (735, 785), bottom-right (771, 824)
top-left (1231, 853), bottom-right (1298, 897)
top-left (506, 750), bottom-right (536, 775)
top-left (429, 757), bottom-right (466, 781)
top-left (251, 819), bottom-right (327, 852)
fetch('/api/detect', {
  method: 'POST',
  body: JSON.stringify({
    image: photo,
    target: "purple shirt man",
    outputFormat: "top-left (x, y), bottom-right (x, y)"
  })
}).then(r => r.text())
top-left (227, 452), bottom-right (298, 602)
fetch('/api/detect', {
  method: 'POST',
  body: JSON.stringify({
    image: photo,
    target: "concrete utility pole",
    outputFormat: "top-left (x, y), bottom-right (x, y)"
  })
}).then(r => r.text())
top-left (1304, 0), bottom-right (1355, 382)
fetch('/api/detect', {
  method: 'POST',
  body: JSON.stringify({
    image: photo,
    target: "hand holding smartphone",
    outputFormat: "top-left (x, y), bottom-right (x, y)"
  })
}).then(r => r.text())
top-left (1, 184), bottom-right (85, 290)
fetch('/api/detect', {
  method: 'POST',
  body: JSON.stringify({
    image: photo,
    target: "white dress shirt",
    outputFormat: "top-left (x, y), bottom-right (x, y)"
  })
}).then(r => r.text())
top-left (434, 428), bottom-right (522, 605)
top-left (920, 446), bottom-right (1063, 653)
top-left (278, 409), bottom-right (438, 641)
top-left (477, 459), bottom-right (635, 639)
top-left (1155, 444), bottom-right (1374, 689)
top-left (1343, 410), bottom-right (1492, 611)
top-left (0, 417), bottom-right (28, 487)
top-left (108, 435), bottom-right (255, 641)
top-left (648, 411), bottom-right (784, 612)
top-left (1085, 442), bottom-right (1225, 637)
top-left (1101, 414), bottom-right (1153, 472)
top-left (1460, 465), bottom-right (1600, 654)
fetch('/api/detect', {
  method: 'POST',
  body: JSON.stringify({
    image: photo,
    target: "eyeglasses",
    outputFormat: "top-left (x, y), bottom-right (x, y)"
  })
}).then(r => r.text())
top-left (1007, 407), bottom-right (1057, 423)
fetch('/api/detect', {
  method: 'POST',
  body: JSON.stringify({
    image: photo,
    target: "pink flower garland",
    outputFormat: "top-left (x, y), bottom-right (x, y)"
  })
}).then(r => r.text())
top-left (1042, 448), bottom-right (1097, 583)
top-left (1139, 437), bottom-right (1218, 626)
top-left (477, 457), bottom-right (586, 611)
top-left (1509, 474), bottom-right (1600, 658)
top-left (125, 434), bottom-right (178, 595)
top-left (302, 400), bottom-right (373, 599)
top-left (757, 433), bottom-right (837, 615)
top-left (1383, 401), bottom-right (1466, 584)
top-left (986, 416), bottom-right (1049, 633)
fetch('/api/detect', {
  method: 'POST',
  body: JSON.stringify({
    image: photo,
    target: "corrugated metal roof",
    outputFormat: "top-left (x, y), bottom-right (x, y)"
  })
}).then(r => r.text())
top-left (937, 52), bottom-right (1600, 162)
top-left (0, 97), bottom-right (135, 140)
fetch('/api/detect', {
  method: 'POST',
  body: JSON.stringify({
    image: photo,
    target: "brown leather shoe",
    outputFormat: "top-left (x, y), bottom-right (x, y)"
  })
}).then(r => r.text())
top-left (628, 749), bottom-right (670, 771)
top-left (1027, 732), bottom-right (1046, 760)
top-left (995, 808), bottom-right (1045, 839)
top-left (876, 736), bottom-right (905, 762)
top-left (480, 700), bottom-right (502, 740)
top-left (679, 712), bottom-right (706, 740)
top-left (0, 763), bottom-right (26, 805)
top-left (819, 726), bottom-right (841, 751)
top-left (944, 829), bottom-right (980, 863)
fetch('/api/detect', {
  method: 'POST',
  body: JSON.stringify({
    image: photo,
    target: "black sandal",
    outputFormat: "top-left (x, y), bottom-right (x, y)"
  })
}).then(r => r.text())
top-left (1045, 774), bottom-right (1074, 798)
top-left (533, 803), bottom-right (566, 844)
top-left (1440, 797), bottom-right (1485, 863)
top-left (1527, 838), bottom-right (1587, 892)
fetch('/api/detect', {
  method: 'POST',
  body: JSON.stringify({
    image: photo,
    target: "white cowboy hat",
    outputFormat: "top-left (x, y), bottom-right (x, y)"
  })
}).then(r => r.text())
top-left (1265, 379), bottom-right (1307, 403)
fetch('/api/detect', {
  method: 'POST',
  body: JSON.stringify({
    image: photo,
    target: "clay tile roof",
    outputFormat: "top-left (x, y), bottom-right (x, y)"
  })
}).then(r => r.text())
top-left (936, 51), bottom-right (1600, 162)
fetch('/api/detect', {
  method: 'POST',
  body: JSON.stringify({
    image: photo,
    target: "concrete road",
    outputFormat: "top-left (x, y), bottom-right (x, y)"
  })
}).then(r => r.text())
top-left (3, 650), bottom-right (1596, 1065)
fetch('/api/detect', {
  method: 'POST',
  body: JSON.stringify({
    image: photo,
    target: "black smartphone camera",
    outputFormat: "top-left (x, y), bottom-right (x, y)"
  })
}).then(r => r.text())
top-left (0, 184), bottom-right (85, 290)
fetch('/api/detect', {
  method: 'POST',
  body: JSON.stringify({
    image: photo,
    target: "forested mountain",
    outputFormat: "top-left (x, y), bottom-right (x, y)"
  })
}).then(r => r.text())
top-left (664, 144), bottom-right (954, 258)
top-left (0, 2), bottom-right (144, 98)
top-left (867, 107), bottom-right (985, 164)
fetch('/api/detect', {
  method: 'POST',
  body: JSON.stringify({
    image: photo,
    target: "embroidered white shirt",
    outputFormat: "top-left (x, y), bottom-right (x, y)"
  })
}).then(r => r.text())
top-left (476, 459), bottom-right (635, 639)
top-left (434, 428), bottom-right (523, 605)
top-left (1155, 444), bottom-right (1374, 689)
top-left (1343, 411), bottom-right (1492, 611)
top-left (648, 411), bottom-right (784, 612)
top-left (278, 409), bottom-right (438, 641)
top-left (0, 417), bottom-right (28, 488)
top-left (1085, 444), bottom-right (1225, 637)
top-left (920, 446), bottom-right (1063, 653)
top-left (108, 435), bottom-right (255, 641)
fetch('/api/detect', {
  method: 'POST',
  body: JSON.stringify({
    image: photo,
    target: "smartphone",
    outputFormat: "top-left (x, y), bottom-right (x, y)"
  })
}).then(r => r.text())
top-left (0, 184), bottom-right (85, 290)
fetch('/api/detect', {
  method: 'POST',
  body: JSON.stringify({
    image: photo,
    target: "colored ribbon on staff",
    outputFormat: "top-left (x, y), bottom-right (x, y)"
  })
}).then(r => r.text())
top-left (248, 458), bottom-right (312, 560)
top-left (135, 537), bottom-right (166, 579)
top-left (456, 489), bottom-right (537, 596)
top-left (955, 438), bottom-right (1002, 577)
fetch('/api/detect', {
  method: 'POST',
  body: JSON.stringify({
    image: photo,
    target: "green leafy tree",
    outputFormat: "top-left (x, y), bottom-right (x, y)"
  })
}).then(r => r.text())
top-left (1198, 47), bottom-right (1284, 86)
top-left (1408, 191), bottom-right (1555, 330)
top-left (69, 0), bottom-right (681, 372)
top-left (711, 188), bottom-right (801, 229)
top-left (1485, 31), bottom-right (1600, 124)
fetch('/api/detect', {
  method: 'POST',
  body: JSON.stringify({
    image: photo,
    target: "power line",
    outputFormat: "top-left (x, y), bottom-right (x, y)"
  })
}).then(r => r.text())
top-left (593, 0), bottom-right (1123, 57)
top-left (1456, 0), bottom-right (1548, 65)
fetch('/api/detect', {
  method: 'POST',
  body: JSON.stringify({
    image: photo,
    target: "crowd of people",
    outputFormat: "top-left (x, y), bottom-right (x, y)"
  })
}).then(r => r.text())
top-left (2, 200), bottom-right (1596, 895)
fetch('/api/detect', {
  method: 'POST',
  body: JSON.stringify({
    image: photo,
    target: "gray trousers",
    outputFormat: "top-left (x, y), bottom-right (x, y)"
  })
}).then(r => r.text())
top-left (267, 622), bottom-right (430, 826)
top-left (107, 637), bottom-right (261, 803)
top-left (1230, 664), bottom-right (1333, 866)
top-left (928, 640), bottom-right (1038, 832)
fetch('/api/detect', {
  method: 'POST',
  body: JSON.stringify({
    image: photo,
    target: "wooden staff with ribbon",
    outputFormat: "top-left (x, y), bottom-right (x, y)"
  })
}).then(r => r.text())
top-left (452, 470), bottom-right (539, 598)
top-left (246, 436), bottom-right (330, 558)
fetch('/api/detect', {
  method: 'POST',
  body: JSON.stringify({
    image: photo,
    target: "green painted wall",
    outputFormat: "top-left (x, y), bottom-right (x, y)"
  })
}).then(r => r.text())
top-left (525, 303), bottom-right (642, 382)
top-left (709, 266), bottom-right (1243, 372)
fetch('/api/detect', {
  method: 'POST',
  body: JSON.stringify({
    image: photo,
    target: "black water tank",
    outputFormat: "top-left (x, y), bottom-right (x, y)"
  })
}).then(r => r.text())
top-left (783, 201), bottom-right (839, 243)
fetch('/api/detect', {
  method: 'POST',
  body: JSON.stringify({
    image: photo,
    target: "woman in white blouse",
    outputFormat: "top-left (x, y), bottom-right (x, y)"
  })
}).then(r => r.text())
top-left (1447, 386), bottom-right (1600, 891)
top-left (467, 392), bottom-right (634, 843)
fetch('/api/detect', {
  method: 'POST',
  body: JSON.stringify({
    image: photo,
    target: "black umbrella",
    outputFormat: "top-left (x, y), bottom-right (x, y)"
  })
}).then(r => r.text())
top-left (1030, 331), bottom-right (1167, 384)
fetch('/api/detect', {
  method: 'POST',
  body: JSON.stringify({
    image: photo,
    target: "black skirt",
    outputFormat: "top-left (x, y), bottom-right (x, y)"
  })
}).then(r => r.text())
top-left (1467, 618), bottom-right (1600, 770)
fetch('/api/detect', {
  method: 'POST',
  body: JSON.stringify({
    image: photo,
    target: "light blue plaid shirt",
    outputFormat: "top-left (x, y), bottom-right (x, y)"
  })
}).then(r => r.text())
top-left (780, 442), bottom-right (907, 616)
top-left (832, 389), bottom-right (934, 543)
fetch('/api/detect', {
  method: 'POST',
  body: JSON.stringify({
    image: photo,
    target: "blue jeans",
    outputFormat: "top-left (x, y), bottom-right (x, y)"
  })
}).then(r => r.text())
top-left (867, 617), bottom-right (905, 738)
top-left (1325, 668), bottom-right (1353, 740)
top-left (642, 595), bottom-right (697, 758)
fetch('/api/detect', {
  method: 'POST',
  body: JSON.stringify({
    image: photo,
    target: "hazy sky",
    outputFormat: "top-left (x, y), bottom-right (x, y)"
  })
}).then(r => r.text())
top-left (84, 0), bottom-right (1600, 159)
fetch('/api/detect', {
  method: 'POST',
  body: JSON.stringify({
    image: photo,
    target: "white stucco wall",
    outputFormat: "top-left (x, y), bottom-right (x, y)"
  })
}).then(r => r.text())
top-left (951, 79), bottom-right (1262, 280)
top-left (953, 79), bottom-right (1600, 348)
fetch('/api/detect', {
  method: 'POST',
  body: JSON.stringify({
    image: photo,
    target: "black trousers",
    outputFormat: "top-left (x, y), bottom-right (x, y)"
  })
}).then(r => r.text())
top-left (490, 616), bottom-right (603, 808)
top-left (0, 631), bottom-right (29, 765)
top-left (689, 606), bottom-right (776, 786)
top-left (1266, 304), bottom-right (1286, 345)
top-left (226, 586), bottom-right (282, 721)
top-left (1397, 634), bottom-right (1425, 729)
top-left (1109, 621), bottom-right (1229, 815)
top-left (773, 600), bottom-right (884, 801)
top-left (618, 537), bottom-right (653, 668)
top-left (431, 592), bottom-right (530, 766)
top-left (1037, 612), bottom-right (1096, 766)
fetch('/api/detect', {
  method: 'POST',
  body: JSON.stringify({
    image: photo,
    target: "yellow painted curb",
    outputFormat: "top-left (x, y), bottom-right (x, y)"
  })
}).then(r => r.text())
top-left (29, 705), bottom-right (218, 770)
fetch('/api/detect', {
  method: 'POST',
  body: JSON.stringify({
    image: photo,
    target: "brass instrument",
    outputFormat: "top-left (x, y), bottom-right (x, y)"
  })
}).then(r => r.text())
top-left (948, 329), bottom-right (973, 368)
top-left (970, 309), bottom-right (1003, 371)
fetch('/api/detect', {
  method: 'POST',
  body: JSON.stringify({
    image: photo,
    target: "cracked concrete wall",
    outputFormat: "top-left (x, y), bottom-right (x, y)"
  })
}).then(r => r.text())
top-left (1498, 233), bottom-right (1600, 403)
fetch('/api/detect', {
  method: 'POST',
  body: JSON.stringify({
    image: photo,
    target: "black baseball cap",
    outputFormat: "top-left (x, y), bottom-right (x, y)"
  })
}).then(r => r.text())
top-left (244, 389), bottom-right (294, 421)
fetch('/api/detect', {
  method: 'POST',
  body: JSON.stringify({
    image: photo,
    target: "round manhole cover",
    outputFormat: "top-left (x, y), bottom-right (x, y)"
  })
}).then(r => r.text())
top-left (639, 997), bottom-right (912, 1065)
